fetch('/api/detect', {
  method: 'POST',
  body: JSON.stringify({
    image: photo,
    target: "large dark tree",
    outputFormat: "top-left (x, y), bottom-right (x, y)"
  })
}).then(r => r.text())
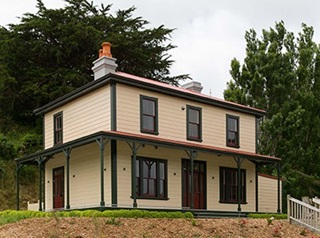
top-left (0, 0), bottom-right (188, 128)
top-left (224, 21), bottom-right (320, 199)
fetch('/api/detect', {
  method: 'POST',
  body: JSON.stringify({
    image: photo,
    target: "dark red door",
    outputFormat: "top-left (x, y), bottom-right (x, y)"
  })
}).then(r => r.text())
top-left (53, 167), bottom-right (64, 209)
top-left (182, 160), bottom-right (206, 209)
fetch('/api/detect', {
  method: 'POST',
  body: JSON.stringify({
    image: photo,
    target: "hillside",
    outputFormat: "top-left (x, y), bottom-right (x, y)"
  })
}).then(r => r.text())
top-left (0, 160), bottom-right (38, 210)
top-left (0, 217), bottom-right (317, 237)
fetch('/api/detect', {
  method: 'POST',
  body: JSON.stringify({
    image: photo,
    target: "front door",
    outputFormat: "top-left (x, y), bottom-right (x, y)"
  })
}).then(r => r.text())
top-left (182, 160), bottom-right (206, 209)
top-left (53, 167), bottom-right (64, 209)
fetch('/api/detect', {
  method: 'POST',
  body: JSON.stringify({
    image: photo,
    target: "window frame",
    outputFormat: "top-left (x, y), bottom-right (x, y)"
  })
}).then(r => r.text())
top-left (186, 105), bottom-right (202, 142)
top-left (53, 112), bottom-right (63, 145)
top-left (226, 114), bottom-right (240, 148)
top-left (219, 167), bottom-right (246, 204)
top-left (135, 156), bottom-right (168, 200)
top-left (140, 95), bottom-right (159, 135)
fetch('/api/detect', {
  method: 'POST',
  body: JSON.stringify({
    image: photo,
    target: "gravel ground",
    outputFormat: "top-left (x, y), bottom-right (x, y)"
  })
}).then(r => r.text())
top-left (0, 217), bottom-right (318, 238)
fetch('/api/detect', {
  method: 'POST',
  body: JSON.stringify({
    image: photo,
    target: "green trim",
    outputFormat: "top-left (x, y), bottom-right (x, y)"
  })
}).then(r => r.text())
top-left (53, 111), bottom-right (63, 145)
top-left (63, 148), bottom-right (72, 209)
top-left (111, 74), bottom-right (265, 117)
top-left (186, 105), bottom-right (202, 142)
top-left (42, 164), bottom-right (46, 211)
top-left (111, 140), bottom-right (117, 206)
top-left (34, 73), bottom-right (265, 117)
top-left (255, 117), bottom-right (258, 153)
top-left (255, 164), bottom-right (261, 212)
top-left (34, 75), bottom-right (111, 115)
top-left (96, 137), bottom-right (105, 207)
top-left (136, 156), bottom-right (168, 200)
top-left (16, 131), bottom-right (280, 165)
top-left (134, 197), bottom-right (169, 200)
top-left (181, 159), bottom-right (184, 208)
top-left (36, 157), bottom-right (44, 211)
top-left (16, 132), bottom-right (109, 164)
top-left (236, 158), bottom-right (244, 212)
top-left (16, 164), bottom-right (24, 210)
top-left (219, 166), bottom-right (246, 206)
top-left (140, 95), bottom-right (159, 135)
top-left (16, 167), bottom-right (20, 210)
top-left (219, 201), bottom-right (248, 204)
top-left (111, 82), bottom-right (117, 131)
top-left (276, 163), bottom-right (281, 213)
top-left (42, 116), bottom-right (45, 150)
top-left (131, 143), bottom-right (138, 207)
top-left (226, 114), bottom-right (240, 148)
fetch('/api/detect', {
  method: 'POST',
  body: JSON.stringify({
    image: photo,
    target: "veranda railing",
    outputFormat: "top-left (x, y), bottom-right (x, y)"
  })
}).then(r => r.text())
top-left (287, 194), bottom-right (320, 233)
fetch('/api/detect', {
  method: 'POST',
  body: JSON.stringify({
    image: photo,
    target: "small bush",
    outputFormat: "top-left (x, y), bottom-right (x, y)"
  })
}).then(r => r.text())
top-left (247, 213), bottom-right (287, 219)
top-left (191, 219), bottom-right (197, 226)
top-left (105, 217), bottom-right (121, 225)
top-left (183, 212), bottom-right (194, 219)
top-left (0, 209), bottom-right (193, 225)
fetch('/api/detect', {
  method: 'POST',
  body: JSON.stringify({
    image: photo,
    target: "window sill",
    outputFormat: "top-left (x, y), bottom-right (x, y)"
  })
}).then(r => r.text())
top-left (226, 144), bottom-right (240, 149)
top-left (141, 130), bottom-right (159, 135)
top-left (187, 137), bottom-right (203, 142)
top-left (219, 200), bottom-right (247, 204)
top-left (131, 196), bottom-right (169, 200)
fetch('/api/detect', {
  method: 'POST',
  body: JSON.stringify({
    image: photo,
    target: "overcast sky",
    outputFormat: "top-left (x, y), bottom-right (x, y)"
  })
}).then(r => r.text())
top-left (1, 0), bottom-right (320, 98)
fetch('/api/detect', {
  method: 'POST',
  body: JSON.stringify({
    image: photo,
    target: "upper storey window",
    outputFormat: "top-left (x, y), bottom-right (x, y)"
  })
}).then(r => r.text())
top-left (187, 105), bottom-right (202, 141)
top-left (226, 115), bottom-right (239, 148)
top-left (140, 95), bottom-right (158, 135)
top-left (54, 112), bottom-right (63, 145)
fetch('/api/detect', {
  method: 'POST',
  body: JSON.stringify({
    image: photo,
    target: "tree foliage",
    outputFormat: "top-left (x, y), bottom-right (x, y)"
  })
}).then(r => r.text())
top-left (0, 0), bottom-right (189, 128)
top-left (224, 21), bottom-right (320, 198)
top-left (0, 134), bottom-right (16, 160)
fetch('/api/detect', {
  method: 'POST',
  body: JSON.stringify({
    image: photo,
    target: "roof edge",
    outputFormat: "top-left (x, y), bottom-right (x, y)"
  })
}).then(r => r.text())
top-left (34, 72), bottom-right (266, 117)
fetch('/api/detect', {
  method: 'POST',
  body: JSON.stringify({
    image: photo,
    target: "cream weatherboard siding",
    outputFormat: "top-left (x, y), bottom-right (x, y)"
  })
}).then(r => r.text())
top-left (44, 85), bottom-right (110, 149)
top-left (116, 83), bottom-right (256, 153)
top-left (258, 174), bottom-right (282, 213)
top-left (45, 142), bottom-right (111, 210)
top-left (116, 141), bottom-right (184, 208)
top-left (199, 152), bottom-right (256, 212)
top-left (116, 141), bottom-right (256, 212)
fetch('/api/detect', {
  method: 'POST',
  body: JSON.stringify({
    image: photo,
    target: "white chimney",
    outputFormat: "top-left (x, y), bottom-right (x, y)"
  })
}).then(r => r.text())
top-left (92, 42), bottom-right (118, 80)
top-left (182, 81), bottom-right (203, 93)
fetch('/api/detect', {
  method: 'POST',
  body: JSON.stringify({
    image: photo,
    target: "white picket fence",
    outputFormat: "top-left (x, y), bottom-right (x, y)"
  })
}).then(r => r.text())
top-left (287, 194), bottom-right (320, 233)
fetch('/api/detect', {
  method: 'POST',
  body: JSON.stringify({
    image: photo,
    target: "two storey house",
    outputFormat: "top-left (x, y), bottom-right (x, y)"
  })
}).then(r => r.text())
top-left (16, 42), bottom-right (281, 215)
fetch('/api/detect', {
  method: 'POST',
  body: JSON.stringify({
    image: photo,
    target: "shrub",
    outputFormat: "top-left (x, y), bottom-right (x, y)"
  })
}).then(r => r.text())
top-left (0, 209), bottom-right (193, 225)
top-left (247, 213), bottom-right (287, 220)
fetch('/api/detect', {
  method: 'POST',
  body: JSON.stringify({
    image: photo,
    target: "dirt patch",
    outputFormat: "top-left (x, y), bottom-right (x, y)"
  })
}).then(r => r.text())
top-left (0, 217), bottom-right (318, 237)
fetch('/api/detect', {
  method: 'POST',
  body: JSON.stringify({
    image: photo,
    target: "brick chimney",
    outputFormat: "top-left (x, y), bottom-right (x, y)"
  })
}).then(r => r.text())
top-left (92, 42), bottom-right (118, 80)
top-left (182, 81), bottom-right (203, 93)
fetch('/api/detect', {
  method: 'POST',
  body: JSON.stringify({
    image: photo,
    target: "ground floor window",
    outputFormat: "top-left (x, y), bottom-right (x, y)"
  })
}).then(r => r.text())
top-left (136, 157), bottom-right (167, 199)
top-left (220, 167), bottom-right (246, 203)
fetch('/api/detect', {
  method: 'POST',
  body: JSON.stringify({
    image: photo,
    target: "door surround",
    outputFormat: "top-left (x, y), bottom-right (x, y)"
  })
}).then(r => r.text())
top-left (181, 159), bottom-right (207, 209)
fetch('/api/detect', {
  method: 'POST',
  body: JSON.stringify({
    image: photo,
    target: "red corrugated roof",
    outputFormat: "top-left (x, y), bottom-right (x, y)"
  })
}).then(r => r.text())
top-left (114, 72), bottom-right (266, 114)
top-left (105, 130), bottom-right (280, 162)
top-left (258, 173), bottom-right (285, 181)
